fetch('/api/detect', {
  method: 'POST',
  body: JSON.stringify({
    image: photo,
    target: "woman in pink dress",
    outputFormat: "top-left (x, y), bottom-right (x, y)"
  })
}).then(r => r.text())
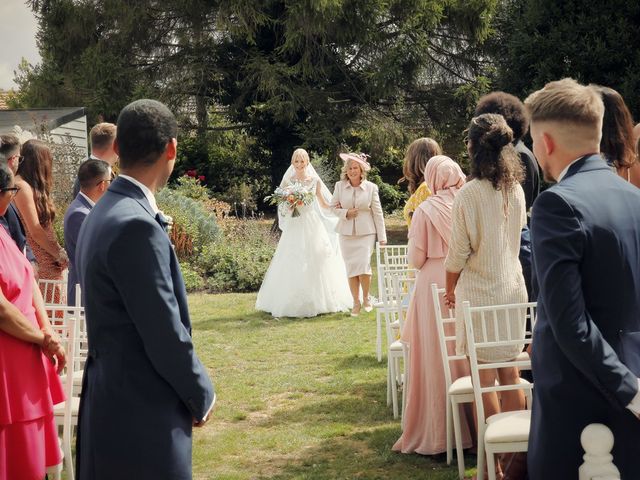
top-left (0, 163), bottom-right (66, 480)
top-left (393, 155), bottom-right (473, 455)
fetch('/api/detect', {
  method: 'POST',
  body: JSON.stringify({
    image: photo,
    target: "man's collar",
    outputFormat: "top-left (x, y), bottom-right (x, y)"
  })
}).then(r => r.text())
top-left (78, 191), bottom-right (95, 207)
top-left (118, 174), bottom-right (159, 214)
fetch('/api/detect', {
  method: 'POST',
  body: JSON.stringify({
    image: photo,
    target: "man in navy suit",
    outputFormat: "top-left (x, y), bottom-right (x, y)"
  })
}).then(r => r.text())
top-left (75, 99), bottom-right (215, 479)
top-left (525, 78), bottom-right (640, 478)
top-left (0, 134), bottom-right (36, 267)
top-left (63, 158), bottom-right (111, 306)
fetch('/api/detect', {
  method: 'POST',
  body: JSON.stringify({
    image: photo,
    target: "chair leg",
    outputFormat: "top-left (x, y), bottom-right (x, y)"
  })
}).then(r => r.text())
top-left (387, 358), bottom-right (392, 406)
top-left (401, 348), bottom-right (409, 429)
top-left (446, 397), bottom-right (452, 465)
top-left (476, 428), bottom-right (486, 480)
top-left (390, 356), bottom-right (399, 418)
top-left (486, 447), bottom-right (496, 480)
top-left (452, 399), bottom-right (466, 479)
top-left (376, 311), bottom-right (382, 362)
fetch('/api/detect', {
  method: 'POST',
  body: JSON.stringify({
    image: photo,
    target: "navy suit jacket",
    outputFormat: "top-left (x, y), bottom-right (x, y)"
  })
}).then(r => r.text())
top-left (63, 193), bottom-right (92, 305)
top-left (0, 203), bottom-right (36, 263)
top-left (75, 177), bottom-right (215, 480)
top-left (528, 155), bottom-right (640, 479)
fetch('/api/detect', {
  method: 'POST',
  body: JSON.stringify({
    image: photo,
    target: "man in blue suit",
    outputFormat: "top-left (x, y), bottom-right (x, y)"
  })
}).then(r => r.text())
top-left (525, 78), bottom-right (640, 478)
top-left (75, 99), bottom-right (215, 479)
top-left (63, 158), bottom-right (111, 306)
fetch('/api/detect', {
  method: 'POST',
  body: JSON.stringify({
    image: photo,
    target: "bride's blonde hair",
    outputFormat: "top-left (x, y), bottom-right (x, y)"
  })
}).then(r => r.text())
top-left (291, 148), bottom-right (310, 165)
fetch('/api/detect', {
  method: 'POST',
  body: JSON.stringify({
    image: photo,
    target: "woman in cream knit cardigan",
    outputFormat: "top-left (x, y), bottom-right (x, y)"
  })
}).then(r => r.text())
top-left (331, 153), bottom-right (387, 316)
top-left (444, 114), bottom-right (528, 478)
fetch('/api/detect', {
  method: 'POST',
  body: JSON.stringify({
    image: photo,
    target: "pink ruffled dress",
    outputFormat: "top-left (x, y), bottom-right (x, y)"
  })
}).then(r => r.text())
top-left (0, 225), bottom-right (64, 480)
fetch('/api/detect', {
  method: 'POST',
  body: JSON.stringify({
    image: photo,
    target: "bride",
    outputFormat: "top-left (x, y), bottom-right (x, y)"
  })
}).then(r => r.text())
top-left (256, 148), bottom-right (352, 317)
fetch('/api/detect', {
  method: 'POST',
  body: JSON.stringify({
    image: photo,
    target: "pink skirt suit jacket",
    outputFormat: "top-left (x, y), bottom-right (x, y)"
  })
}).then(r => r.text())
top-left (331, 179), bottom-right (387, 277)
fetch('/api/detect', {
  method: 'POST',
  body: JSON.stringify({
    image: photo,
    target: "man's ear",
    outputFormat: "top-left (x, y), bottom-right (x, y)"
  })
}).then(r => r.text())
top-left (542, 131), bottom-right (555, 156)
top-left (165, 138), bottom-right (177, 162)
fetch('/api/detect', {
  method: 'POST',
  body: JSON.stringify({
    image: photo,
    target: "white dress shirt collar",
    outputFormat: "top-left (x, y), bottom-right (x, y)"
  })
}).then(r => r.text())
top-left (118, 174), bottom-right (159, 214)
top-left (556, 156), bottom-right (585, 183)
top-left (78, 191), bottom-right (95, 207)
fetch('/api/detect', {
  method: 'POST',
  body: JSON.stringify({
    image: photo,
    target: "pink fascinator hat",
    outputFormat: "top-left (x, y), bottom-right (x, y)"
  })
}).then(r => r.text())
top-left (339, 152), bottom-right (371, 172)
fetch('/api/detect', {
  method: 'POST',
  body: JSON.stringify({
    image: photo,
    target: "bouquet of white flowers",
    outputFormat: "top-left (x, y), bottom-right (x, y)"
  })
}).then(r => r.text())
top-left (265, 183), bottom-right (314, 217)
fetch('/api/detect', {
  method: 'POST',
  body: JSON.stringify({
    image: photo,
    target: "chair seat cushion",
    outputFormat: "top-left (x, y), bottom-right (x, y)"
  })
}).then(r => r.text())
top-left (485, 410), bottom-right (531, 444)
top-left (389, 340), bottom-right (404, 351)
top-left (449, 375), bottom-right (473, 395)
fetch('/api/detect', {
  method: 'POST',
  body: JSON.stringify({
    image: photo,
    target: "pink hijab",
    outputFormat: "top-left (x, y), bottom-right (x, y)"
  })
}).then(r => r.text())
top-left (416, 155), bottom-right (466, 252)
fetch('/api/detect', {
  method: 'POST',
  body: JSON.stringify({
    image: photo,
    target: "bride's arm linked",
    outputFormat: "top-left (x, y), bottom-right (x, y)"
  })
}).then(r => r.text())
top-left (330, 181), bottom-right (348, 219)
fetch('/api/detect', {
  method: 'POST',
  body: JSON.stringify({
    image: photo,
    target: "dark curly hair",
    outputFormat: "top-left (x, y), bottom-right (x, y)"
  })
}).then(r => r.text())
top-left (467, 113), bottom-right (524, 191)
top-left (474, 92), bottom-right (529, 142)
top-left (592, 85), bottom-right (636, 169)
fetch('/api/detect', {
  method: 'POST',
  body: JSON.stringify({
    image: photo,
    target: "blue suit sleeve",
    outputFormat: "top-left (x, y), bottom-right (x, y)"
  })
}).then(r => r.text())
top-left (108, 218), bottom-right (215, 420)
top-left (531, 190), bottom-right (638, 408)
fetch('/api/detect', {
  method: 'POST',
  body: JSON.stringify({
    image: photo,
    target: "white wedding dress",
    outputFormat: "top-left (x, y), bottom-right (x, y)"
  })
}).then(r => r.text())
top-left (255, 175), bottom-right (352, 317)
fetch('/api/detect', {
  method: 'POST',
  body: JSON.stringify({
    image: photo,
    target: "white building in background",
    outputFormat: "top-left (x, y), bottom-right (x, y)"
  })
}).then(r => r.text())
top-left (0, 106), bottom-right (88, 201)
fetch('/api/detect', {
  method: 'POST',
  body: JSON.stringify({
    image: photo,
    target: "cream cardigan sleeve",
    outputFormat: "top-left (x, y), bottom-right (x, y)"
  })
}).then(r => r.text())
top-left (444, 192), bottom-right (471, 273)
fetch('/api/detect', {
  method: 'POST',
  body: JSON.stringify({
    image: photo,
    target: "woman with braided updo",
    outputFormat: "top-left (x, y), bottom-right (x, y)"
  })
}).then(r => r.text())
top-left (444, 113), bottom-right (528, 478)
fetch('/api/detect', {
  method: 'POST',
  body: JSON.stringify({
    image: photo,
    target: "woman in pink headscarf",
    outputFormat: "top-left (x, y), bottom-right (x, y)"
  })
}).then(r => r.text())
top-left (393, 155), bottom-right (473, 455)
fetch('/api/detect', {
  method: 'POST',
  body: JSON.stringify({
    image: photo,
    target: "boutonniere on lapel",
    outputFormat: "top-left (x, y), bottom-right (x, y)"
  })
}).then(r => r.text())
top-left (155, 211), bottom-right (174, 235)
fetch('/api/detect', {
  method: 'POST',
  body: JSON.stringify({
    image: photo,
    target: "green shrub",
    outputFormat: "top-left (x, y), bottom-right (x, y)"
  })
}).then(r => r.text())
top-left (156, 188), bottom-right (220, 260)
top-left (200, 219), bottom-right (277, 293)
top-left (180, 261), bottom-right (206, 292)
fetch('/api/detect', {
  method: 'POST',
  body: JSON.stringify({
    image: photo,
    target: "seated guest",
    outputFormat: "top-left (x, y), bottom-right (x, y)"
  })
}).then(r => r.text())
top-left (64, 159), bottom-right (111, 305)
top-left (445, 113), bottom-right (528, 479)
top-left (400, 137), bottom-right (441, 227)
top-left (0, 134), bottom-right (36, 269)
top-left (0, 162), bottom-right (66, 480)
top-left (14, 140), bottom-right (68, 303)
top-left (593, 86), bottom-right (640, 187)
top-left (393, 155), bottom-right (473, 455)
top-left (73, 122), bottom-right (118, 197)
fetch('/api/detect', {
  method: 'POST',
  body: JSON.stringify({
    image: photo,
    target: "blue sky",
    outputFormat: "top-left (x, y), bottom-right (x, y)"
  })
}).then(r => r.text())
top-left (0, 0), bottom-right (40, 90)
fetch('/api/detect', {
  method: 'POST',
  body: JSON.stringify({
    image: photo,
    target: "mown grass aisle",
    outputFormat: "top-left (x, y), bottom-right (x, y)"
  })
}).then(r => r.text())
top-left (189, 292), bottom-right (463, 479)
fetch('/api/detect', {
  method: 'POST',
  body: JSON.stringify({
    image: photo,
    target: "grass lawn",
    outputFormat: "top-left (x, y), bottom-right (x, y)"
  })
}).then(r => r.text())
top-left (188, 218), bottom-right (476, 479)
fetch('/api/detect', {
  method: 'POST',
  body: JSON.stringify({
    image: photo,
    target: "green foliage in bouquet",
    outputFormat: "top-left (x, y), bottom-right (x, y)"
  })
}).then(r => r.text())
top-left (156, 188), bottom-right (220, 261)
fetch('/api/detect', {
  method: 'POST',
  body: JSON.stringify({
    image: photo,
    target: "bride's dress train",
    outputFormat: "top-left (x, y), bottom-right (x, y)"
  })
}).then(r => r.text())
top-left (256, 177), bottom-right (352, 317)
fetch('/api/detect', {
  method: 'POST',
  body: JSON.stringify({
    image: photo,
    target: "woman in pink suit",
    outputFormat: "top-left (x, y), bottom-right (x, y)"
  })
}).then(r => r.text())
top-left (393, 155), bottom-right (473, 455)
top-left (0, 163), bottom-right (66, 480)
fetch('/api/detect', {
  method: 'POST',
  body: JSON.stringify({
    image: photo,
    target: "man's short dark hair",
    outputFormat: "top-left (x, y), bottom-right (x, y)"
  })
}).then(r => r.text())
top-left (78, 159), bottom-right (111, 190)
top-left (0, 134), bottom-right (21, 163)
top-left (0, 162), bottom-right (13, 190)
top-left (116, 99), bottom-right (177, 168)
top-left (474, 92), bottom-right (529, 142)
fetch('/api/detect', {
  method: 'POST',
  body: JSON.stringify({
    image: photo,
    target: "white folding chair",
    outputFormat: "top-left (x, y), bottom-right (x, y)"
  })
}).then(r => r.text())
top-left (374, 243), bottom-right (408, 362)
top-left (431, 284), bottom-right (474, 479)
top-left (38, 277), bottom-right (68, 306)
top-left (462, 300), bottom-right (536, 480)
top-left (390, 271), bottom-right (415, 426)
top-left (50, 314), bottom-right (79, 480)
top-left (383, 267), bottom-right (414, 420)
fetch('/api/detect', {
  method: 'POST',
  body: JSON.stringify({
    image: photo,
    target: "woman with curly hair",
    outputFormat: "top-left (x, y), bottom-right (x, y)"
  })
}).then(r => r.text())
top-left (400, 137), bottom-right (441, 227)
top-left (444, 113), bottom-right (528, 479)
top-left (14, 140), bottom-right (68, 302)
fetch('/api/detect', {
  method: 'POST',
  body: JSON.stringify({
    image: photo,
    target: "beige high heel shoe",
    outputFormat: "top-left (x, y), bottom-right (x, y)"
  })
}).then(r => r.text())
top-left (350, 302), bottom-right (361, 317)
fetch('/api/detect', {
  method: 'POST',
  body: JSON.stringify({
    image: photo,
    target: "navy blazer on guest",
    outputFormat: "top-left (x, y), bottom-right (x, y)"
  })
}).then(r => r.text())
top-left (63, 193), bottom-right (92, 305)
top-left (75, 177), bottom-right (215, 480)
top-left (528, 155), bottom-right (640, 479)
top-left (0, 203), bottom-right (36, 263)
